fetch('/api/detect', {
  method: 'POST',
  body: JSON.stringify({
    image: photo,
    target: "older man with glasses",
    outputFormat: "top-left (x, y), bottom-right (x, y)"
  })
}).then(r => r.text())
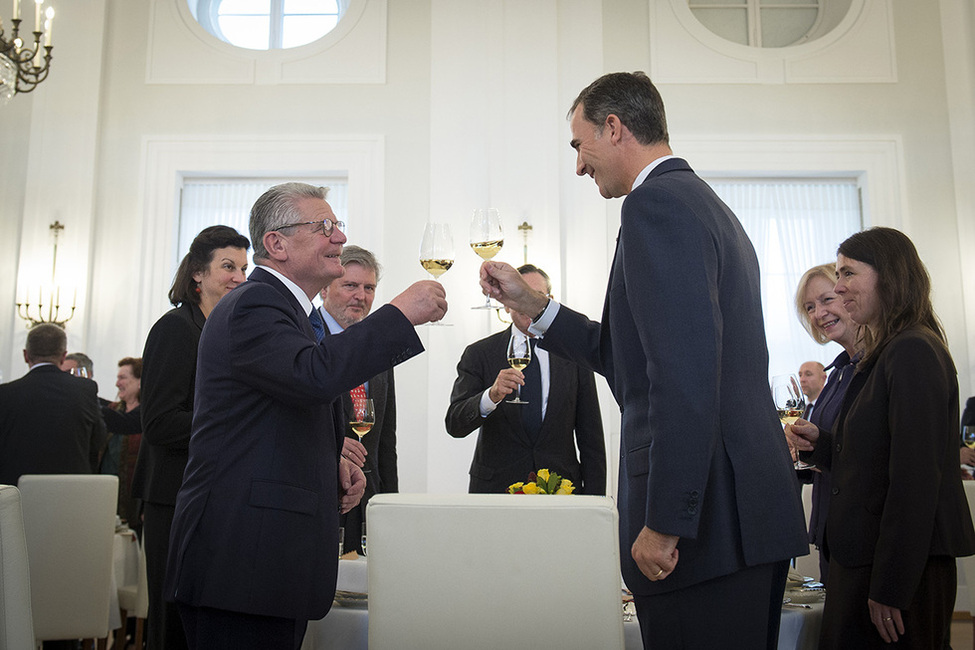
top-left (166, 182), bottom-right (447, 650)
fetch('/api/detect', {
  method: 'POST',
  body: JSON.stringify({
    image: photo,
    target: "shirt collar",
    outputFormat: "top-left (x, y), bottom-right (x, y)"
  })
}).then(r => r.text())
top-left (320, 307), bottom-right (344, 334)
top-left (256, 265), bottom-right (314, 316)
top-left (631, 154), bottom-right (677, 191)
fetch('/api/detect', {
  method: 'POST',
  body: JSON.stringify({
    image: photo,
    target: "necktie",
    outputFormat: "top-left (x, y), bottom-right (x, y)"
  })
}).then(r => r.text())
top-left (520, 339), bottom-right (542, 442)
top-left (309, 308), bottom-right (326, 343)
top-left (350, 383), bottom-right (367, 403)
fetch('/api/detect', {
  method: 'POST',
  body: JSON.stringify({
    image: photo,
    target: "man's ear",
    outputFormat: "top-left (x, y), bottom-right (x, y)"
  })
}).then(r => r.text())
top-left (263, 231), bottom-right (289, 262)
top-left (605, 114), bottom-right (625, 144)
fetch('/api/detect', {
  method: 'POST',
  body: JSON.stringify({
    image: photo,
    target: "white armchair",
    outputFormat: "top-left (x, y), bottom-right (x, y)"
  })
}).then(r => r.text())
top-left (365, 493), bottom-right (624, 650)
top-left (0, 484), bottom-right (35, 650)
top-left (17, 474), bottom-right (118, 645)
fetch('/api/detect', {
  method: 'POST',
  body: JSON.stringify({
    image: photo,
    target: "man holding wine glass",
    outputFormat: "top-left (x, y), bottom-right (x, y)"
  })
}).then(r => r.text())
top-left (446, 264), bottom-right (606, 495)
top-left (318, 245), bottom-right (400, 556)
top-left (479, 72), bottom-right (807, 649)
top-left (167, 183), bottom-right (447, 650)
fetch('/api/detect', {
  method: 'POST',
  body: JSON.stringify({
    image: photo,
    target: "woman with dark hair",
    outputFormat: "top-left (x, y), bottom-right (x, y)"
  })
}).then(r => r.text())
top-left (792, 227), bottom-right (975, 648)
top-left (100, 356), bottom-right (143, 534)
top-left (132, 225), bottom-right (249, 650)
top-left (792, 263), bottom-right (861, 585)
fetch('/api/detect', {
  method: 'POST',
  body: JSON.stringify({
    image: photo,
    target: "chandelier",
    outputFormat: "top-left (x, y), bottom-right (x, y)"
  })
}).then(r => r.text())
top-left (0, 0), bottom-right (55, 107)
top-left (16, 221), bottom-right (76, 328)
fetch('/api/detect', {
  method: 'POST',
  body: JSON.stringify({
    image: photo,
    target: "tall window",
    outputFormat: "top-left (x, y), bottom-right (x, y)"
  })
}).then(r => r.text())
top-left (189, 0), bottom-right (346, 50)
top-left (705, 178), bottom-right (862, 376)
top-left (177, 177), bottom-right (348, 275)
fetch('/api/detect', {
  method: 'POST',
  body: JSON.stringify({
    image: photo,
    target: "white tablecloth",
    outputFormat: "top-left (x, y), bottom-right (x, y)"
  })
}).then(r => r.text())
top-left (302, 598), bottom-right (822, 649)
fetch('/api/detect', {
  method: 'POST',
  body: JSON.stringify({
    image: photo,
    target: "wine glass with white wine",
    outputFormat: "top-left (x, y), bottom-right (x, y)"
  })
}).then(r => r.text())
top-left (419, 223), bottom-right (455, 326)
top-left (350, 398), bottom-right (375, 441)
top-left (771, 374), bottom-right (812, 470)
top-left (505, 332), bottom-right (531, 404)
top-left (469, 208), bottom-right (503, 309)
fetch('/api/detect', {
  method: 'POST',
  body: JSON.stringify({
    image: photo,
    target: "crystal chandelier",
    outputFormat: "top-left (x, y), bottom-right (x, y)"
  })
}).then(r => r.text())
top-left (0, 0), bottom-right (55, 107)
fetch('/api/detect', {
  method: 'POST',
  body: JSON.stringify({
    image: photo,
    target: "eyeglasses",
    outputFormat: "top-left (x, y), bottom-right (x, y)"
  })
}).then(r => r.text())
top-left (275, 219), bottom-right (346, 237)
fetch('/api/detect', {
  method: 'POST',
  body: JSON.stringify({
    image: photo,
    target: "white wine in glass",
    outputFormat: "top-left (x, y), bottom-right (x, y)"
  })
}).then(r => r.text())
top-left (350, 398), bottom-right (375, 440)
top-left (419, 223), bottom-right (454, 326)
top-left (505, 333), bottom-right (530, 405)
top-left (419, 223), bottom-right (455, 280)
top-left (771, 374), bottom-right (812, 470)
top-left (470, 208), bottom-right (503, 310)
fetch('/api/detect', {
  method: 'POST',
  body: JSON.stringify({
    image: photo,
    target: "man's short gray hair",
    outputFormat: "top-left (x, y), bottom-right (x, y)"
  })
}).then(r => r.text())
top-left (340, 245), bottom-right (382, 281)
top-left (250, 182), bottom-right (329, 262)
top-left (65, 352), bottom-right (94, 374)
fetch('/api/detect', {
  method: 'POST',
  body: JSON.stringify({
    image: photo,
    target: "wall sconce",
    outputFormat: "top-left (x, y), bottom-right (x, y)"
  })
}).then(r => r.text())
top-left (16, 220), bottom-right (76, 328)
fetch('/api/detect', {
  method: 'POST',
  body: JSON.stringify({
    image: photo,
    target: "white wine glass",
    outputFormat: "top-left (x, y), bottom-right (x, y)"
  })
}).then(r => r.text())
top-left (771, 374), bottom-right (812, 470)
top-left (505, 333), bottom-right (531, 405)
top-left (963, 426), bottom-right (975, 453)
top-left (69, 367), bottom-right (89, 379)
top-left (350, 398), bottom-right (375, 440)
top-left (419, 223), bottom-right (454, 326)
top-left (469, 208), bottom-right (503, 309)
top-left (420, 222), bottom-right (455, 281)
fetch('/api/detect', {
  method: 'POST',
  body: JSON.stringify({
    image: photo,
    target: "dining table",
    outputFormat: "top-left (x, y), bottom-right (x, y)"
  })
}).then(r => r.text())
top-left (300, 558), bottom-right (823, 650)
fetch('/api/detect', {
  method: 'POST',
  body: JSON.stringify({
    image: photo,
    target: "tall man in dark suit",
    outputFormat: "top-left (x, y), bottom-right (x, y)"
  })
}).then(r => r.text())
top-left (0, 323), bottom-right (107, 485)
top-left (479, 72), bottom-right (808, 649)
top-left (319, 245), bottom-right (398, 555)
top-left (446, 264), bottom-right (606, 494)
top-left (166, 182), bottom-right (447, 650)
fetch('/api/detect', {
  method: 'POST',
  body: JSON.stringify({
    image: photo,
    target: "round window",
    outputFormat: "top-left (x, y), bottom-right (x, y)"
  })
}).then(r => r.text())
top-left (188, 0), bottom-right (347, 50)
top-left (688, 0), bottom-right (852, 49)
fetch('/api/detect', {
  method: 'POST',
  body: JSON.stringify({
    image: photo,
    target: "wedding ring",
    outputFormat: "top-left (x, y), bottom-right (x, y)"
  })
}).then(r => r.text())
top-left (883, 617), bottom-right (892, 621)
top-left (654, 568), bottom-right (664, 577)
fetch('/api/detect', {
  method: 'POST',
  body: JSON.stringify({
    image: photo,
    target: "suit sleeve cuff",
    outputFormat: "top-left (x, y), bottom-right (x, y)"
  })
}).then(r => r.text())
top-left (479, 389), bottom-right (499, 417)
top-left (528, 299), bottom-right (560, 337)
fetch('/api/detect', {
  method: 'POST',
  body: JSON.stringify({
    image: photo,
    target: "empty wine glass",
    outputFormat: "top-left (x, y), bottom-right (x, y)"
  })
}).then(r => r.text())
top-left (771, 374), bottom-right (812, 470)
top-left (505, 333), bottom-right (531, 405)
top-left (469, 208), bottom-right (503, 309)
top-left (69, 366), bottom-right (89, 379)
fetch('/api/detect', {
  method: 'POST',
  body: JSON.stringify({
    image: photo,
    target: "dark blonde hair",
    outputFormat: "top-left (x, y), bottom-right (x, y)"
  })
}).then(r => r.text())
top-left (794, 263), bottom-right (837, 345)
top-left (837, 227), bottom-right (945, 364)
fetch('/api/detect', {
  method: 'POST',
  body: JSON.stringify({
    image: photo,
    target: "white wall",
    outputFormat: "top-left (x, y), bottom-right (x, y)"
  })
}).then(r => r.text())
top-left (1, 0), bottom-right (972, 494)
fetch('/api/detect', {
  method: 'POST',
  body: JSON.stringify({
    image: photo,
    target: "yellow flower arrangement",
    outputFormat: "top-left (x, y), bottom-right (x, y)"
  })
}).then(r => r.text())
top-left (507, 469), bottom-right (575, 495)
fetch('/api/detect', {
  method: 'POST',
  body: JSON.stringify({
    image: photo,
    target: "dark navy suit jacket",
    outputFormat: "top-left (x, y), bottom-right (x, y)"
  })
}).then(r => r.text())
top-left (540, 158), bottom-right (808, 595)
top-left (166, 267), bottom-right (421, 620)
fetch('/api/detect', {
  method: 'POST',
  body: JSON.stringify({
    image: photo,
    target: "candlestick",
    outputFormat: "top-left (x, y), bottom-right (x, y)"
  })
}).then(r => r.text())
top-left (13, 0), bottom-right (20, 21)
top-left (33, 0), bottom-right (41, 32)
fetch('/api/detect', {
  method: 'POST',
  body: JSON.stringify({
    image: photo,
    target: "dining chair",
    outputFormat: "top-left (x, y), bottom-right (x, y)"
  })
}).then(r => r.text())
top-left (17, 474), bottom-right (118, 647)
top-left (365, 493), bottom-right (625, 650)
top-left (0, 484), bottom-right (35, 650)
top-left (960, 481), bottom-right (975, 650)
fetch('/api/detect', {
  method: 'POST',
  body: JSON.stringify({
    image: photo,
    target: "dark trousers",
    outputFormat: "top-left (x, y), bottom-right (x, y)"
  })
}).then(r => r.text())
top-left (819, 555), bottom-right (955, 649)
top-left (143, 501), bottom-right (188, 650)
top-left (178, 604), bottom-right (307, 650)
top-left (633, 560), bottom-right (789, 649)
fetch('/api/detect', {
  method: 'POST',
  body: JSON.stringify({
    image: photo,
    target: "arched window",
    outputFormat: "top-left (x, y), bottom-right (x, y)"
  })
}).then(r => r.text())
top-left (688, 0), bottom-right (851, 48)
top-left (188, 0), bottom-right (347, 50)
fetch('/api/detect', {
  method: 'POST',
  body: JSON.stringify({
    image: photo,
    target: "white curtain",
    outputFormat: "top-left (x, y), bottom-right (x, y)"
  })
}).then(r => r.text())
top-left (706, 179), bottom-right (862, 377)
top-left (177, 177), bottom-right (348, 275)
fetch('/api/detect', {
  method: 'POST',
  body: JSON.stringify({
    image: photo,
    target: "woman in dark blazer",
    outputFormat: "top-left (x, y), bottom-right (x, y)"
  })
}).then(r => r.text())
top-left (792, 227), bottom-right (975, 648)
top-left (132, 225), bottom-right (249, 650)
top-left (793, 263), bottom-right (861, 585)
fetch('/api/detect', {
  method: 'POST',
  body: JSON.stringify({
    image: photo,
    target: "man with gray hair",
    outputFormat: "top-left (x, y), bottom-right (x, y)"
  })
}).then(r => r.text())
top-left (318, 245), bottom-right (396, 555)
top-left (0, 324), bottom-right (107, 485)
top-left (167, 182), bottom-right (447, 649)
top-left (60, 351), bottom-right (95, 377)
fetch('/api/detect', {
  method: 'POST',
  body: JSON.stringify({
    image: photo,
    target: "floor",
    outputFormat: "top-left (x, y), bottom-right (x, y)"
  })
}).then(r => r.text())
top-left (952, 615), bottom-right (973, 649)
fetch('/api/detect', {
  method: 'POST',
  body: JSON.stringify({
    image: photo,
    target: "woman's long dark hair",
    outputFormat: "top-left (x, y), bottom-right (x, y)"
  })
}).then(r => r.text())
top-left (169, 226), bottom-right (250, 307)
top-left (837, 227), bottom-right (945, 365)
